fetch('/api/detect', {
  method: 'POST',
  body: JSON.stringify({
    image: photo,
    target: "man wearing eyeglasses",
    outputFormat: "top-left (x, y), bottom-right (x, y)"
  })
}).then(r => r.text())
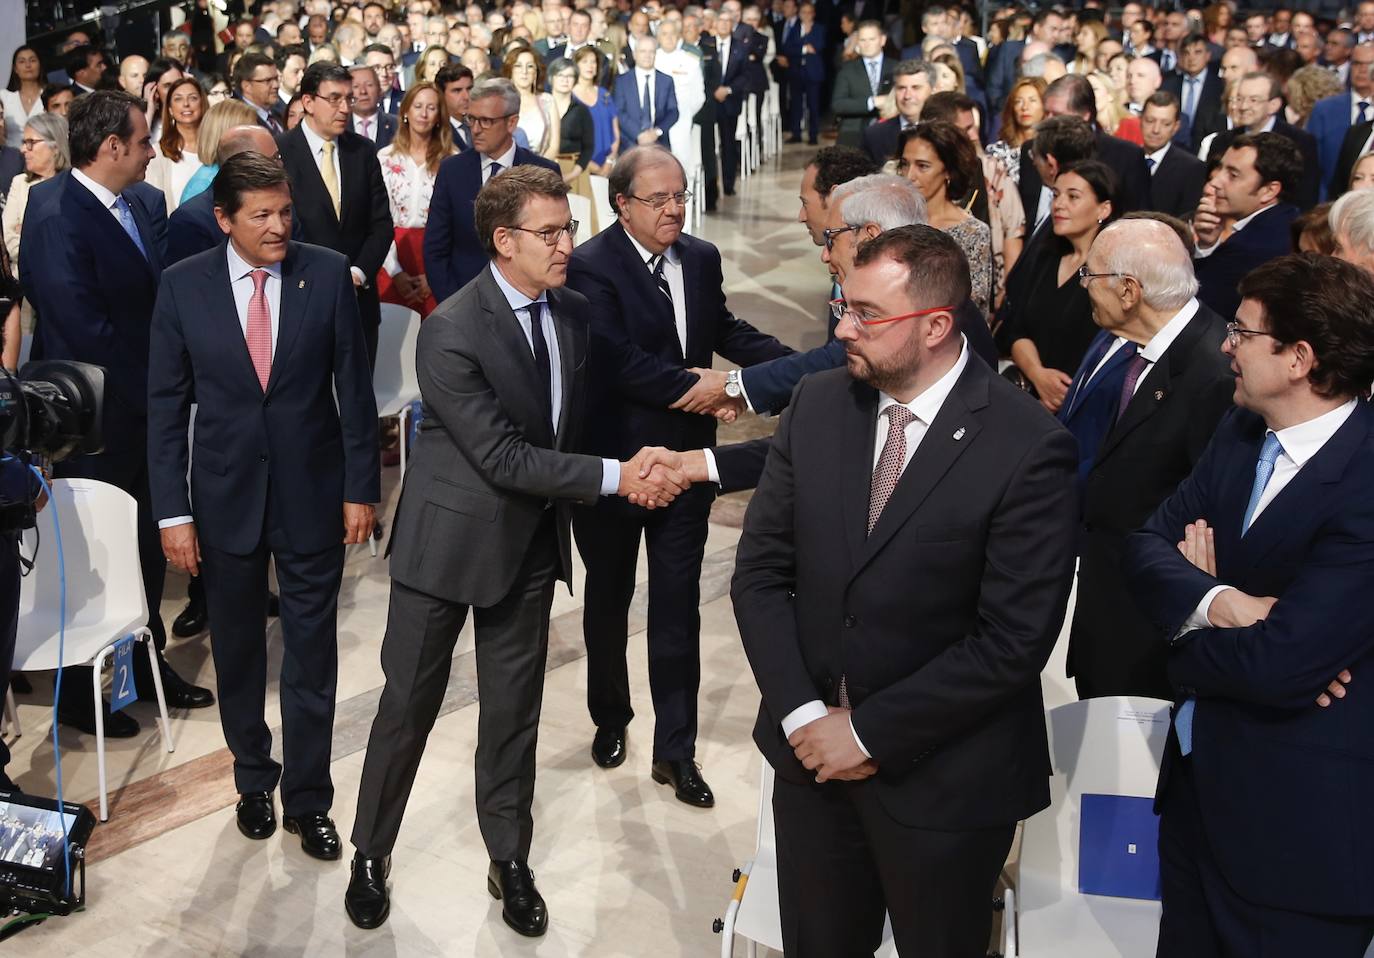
top-left (732, 225), bottom-right (1078, 957)
top-left (1204, 71), bottom-right (1319, 210)
top-left (347, 165), bottom-right (689, 936)
top-left (565, 144), bottom-right (792, 806)
top-left (233, 53), bottom-right (285, 135)
top-left (278, 62), bottom-right (394, 366)
top-left (424, 78), bottom-right (560, 305)
top-left (1127, 253), bottom-right (1374, 957)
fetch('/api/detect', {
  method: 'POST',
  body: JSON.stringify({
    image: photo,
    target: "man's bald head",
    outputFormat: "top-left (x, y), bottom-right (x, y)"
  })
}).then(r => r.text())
top-left (1220, 45), bottom-right (1259, 83)
top-left (216, 125), bottom-right (283, 166)
top-left (118, 55), bottom-right (149, 95)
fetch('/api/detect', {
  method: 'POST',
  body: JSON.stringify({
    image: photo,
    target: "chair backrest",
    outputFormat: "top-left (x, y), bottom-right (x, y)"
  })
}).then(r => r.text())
top-left (1020, 696), bottom-right (1171, 909)
top-left (16, 479), bottom-right (149, 671)
top-left (373, 304), bottom-right (422, 419)
top-left (567, 192), bottom-right (592, 246)
top-left (589, 174), bottom-right (612, 233)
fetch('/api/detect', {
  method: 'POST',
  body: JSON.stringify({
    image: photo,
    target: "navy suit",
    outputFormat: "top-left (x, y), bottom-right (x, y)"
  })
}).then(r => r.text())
top-left (1056, 329), bottom-right (1136, 490)
top-left (349, 110), bottom-right (398, 151)
top-left (1127, 401), bottom-right (1374, 954)
top-left (611, 69), bottom-right (679, 148)
top-left (423, 147), bottom-right (559, 305)
top-left (147, 241), bottom-right (379, 815)
top-left (986, 40), bottom-right (1023, 120)
top-left (567, 223), bottom-right (792, 760)
top-left (714, 35), bottom-right (754, 193)
top-left (166, 183), bottom-right (305, 265)
top-left (1307, 92), bottom-right (1359, 200)
top-left (782, 22), bottom-right (825, 140)
top-left (1194, 203), bottom-right (1300, 321)
top-left (1162, 68), bottom-right (1226, 154)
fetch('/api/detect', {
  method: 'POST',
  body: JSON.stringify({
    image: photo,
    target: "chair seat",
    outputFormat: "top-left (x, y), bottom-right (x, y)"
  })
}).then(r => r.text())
top-left (1019, 892), bottom-right (1161, 957)
top-left (15, 613), bottom-right (147, 673)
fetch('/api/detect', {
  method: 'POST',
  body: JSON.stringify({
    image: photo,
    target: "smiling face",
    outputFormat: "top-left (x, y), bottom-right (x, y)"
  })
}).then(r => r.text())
top-left (168, 80), bottom-right (204, 128)
top-left (1050, 170), bottom-right (1110, 241)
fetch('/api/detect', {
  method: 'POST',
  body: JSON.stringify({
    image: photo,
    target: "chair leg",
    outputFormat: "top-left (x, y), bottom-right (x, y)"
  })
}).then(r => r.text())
top-left (142, 631), bottom-right (176, 754)
top-left (92, 650), bottom-right (109, 822)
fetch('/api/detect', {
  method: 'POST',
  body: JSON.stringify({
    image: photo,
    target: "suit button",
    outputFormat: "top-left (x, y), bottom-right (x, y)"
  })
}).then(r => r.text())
top-left (263, 399), bottom-right (271, 407)
top-left (259, 454), bottom-right (268, 463)
top-left (843, 615), bottom-right (856, 628)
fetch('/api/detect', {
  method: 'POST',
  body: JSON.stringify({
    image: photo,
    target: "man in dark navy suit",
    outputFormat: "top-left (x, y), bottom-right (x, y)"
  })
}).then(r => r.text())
top-left (709, 9), bottom-right (754, 196)
top-left (348, 65), bottom-right (398, 152)
top-left (1206, 71), bottom-right (1320, 210)
top-left (435, 65), bottom-right (474, 153)
top-left (1128, 253), bottom-right (1374, 957)
top-left (612, 36), bottom-right (680, 149)
top-left (424, 77), bottom-right (559, 305)
top-left (148, 151), bottom-right (379, 862)
top-left (19, 89), bottom-right (214, 738)
top-left (566, 145), bottom-right (792, 805)
top-left (1140, 92), bottom-right (1208, 220)
top-left (781, 1), bottom-right (826, 144)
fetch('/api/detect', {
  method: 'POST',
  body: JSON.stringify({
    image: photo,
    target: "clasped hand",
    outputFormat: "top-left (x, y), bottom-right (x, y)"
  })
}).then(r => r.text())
top-left (617, 446), bottom-right (691, 509)
top-left (788, 707), bottom-right (879, 783)
top-left (670, 368), bottom-right (745, 422)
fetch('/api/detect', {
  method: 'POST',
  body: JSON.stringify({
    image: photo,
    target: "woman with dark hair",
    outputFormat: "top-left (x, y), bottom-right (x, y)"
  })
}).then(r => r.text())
top-left (2, 46), bottom-right (44, 149)
top-left (896, 122), bottom-right (994, 315)
top-left (503, 46), bottom-right (559, 159)
top-left (147, 75), bottom-right (206, 212)
top-left (572, 45), bottom-right (619, 173)
top-left (987, 76), bottom-right (1045, 184)
top-left (997, 159), bottom-right (1120, 412)
top-left (548, 57), bottom-right (600, 229)
top-left (204, 73), bottom-right (232, 106)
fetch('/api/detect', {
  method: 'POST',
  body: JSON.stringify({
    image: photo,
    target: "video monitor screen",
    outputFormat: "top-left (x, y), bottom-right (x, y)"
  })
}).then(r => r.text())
top-left (0, 800), bottom-right (73, 872)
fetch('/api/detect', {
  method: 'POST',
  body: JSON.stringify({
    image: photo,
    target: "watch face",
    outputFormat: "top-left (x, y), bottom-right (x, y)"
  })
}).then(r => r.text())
top-left (725, 382), bottom-right (742, 397)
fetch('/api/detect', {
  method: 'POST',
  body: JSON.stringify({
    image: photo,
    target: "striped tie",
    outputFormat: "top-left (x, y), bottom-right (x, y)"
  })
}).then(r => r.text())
top-left (648, 254), bottom-right (672, 302)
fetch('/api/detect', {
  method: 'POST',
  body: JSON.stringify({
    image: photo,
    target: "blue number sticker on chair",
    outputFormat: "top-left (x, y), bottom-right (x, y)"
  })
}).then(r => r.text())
top-left (1078, 793), bottom-right (1161, 901)
top-left (111, 635), bottom-right (138, 712)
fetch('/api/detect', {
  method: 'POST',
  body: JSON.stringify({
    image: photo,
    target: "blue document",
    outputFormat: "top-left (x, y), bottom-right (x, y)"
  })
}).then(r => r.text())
top-left (1078, 793), bottom-right (1161, 901)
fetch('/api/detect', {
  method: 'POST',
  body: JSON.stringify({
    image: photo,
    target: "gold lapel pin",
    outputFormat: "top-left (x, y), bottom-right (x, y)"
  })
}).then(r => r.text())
top-left (298, 280), bottom-right (306, 288)
top-left (953, 427), bottom-right (966, 440)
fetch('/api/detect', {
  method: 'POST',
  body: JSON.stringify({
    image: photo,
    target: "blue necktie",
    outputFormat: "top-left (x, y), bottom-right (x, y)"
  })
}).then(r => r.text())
top-left (866, 59), bottom-right (880, 94)
top-left (1177, 431), bottom-right (1284, 756)
top-left (1183, 76), bottom-right (1199, 124)
top-left (114, 195), bottom-right (148, 261)
top-left (642, 75), bottom-right (653, 127)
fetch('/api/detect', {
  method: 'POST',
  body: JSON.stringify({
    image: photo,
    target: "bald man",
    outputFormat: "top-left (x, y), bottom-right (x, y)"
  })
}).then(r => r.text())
top-left (119, 55), bottom-right (149, 96)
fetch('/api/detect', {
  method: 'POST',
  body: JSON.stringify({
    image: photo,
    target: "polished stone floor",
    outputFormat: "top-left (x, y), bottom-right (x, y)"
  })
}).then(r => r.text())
top-left (3, 144), bottom-right (1078, 956)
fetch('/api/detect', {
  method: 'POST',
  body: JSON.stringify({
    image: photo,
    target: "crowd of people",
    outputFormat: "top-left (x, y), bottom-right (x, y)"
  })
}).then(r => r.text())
top-left (2, 0), bottom-right (1374, 954)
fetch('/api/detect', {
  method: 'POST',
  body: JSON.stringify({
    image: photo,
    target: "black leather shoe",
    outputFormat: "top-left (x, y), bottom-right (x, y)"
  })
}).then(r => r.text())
top-left (785, 135), bottom-right (803, 144)
top-left (57, 699), bottom-right (140, 738)
top-left (236, 791), bottom-right (276, 840)
top-left (157, 664), bottom-right (215, 710)
top-left (345, 852), bottom-right (392, 929)
top-left (171, 599), bottom-right (208, 638)
top-left (487, 860), bottom-right (548, 937)
top-left (266, 590), bottom-right (280, 618)
top-left (283, 811), bottom-right (342, 860)
top-left (651, 759), bottom-right (715, 808)
top-left (591, 727), bottom-right (627, 768)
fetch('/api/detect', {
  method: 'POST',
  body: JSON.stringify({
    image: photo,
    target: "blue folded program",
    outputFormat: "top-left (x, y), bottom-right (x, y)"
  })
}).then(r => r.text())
top-left (1078, 793), bottom-right (1161, 901)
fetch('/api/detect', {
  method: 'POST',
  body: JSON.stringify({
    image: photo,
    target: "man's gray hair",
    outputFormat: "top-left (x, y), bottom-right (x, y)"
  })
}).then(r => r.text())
top-left (1022, 52), bottom-right (1065, 78)
top-left (832, 173), bottom-right (928, 230)
top-left (892, 58), bottom-right (938, 88)
top-left (607, 144), bottom-right (685, 217)
top-left (1094, 218), bottom-right (1199, 311)
top-left (1330, 187), bottom-right (1374, 254)
top-left (470, 76), bottom-right (521, 114)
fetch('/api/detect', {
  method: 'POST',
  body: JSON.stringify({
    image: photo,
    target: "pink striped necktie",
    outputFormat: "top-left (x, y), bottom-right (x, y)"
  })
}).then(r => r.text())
top-left (246, 268), bottom-right (273, 390)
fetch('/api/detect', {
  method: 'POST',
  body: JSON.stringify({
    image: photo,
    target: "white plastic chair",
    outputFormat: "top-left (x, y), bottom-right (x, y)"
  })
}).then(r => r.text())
top-left (687, 124), bottom-right (705, 232)
top-left (589, 175), bottom-right (612, 233)
top-left (1008, 696), bottom-right (1171, 957)
top-left (373, 305), bottom-right (422, 556)
top-left (567, 192), bottom-right (592, 245)
top-left (15, 478), bottom-right (176, 821)
top-left (738, 94), bottom-right (757, 179)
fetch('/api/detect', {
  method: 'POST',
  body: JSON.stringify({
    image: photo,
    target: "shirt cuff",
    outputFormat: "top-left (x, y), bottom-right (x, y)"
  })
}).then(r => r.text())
top-left (735, 371), bottom-right (756, 414)
top-left (849, 715), bottom-right (872, 759)
top-left (350, 266), bottom-right (368, 287)
top-left (599, 458), bottom-right (621, 496)
top-left (1193, 239), bottom-right (1220, 259)
top-left (866, 95), bottom-right (875, 111)
top-left (702, 448), bottom-right (721, 485)
top-left (1173, 584), bottom-right (1231, 641)
top-left (780, 699), bottom-right (827, 739)
top-left (158, 515), bottom-right (193, 529)
top-left (382, 242), bottom-right (402, 278)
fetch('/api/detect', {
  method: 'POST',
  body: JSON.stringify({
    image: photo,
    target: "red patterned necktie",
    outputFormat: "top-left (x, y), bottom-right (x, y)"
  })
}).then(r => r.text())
top-left (246, 268), bottom-right (273, 390)
top-left (868, 404), bottom-right (916, 535)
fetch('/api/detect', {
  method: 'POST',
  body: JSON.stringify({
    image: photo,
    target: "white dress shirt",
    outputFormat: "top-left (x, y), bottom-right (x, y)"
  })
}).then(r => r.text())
top-left (354, 109), bottom-right (382, 141)
top-left (1146, 141), bottom-right (1171, 173)
top-left (489, 264), bottom-right (622, 496)
top-left (623, 229), bottom-right (688, 354)
top-left (633, 67), bottom-right (658, 129)
top-left (779, 337), bottom-right (972, 759)
top-left (300, 120), bottom-right (367, 286)
top-left (71, 168), bottom-right (124, 226)
top-left (480, 140), bottom-right (518, 183)
top-left (159, 242), bottom-right (284, 530)
top-left (1187, 398), bottom-right (1359, 629)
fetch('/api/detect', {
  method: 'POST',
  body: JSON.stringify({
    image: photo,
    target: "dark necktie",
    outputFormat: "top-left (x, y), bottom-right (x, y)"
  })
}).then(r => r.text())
top-left (487, 159), bottom-right (503, 183)
top-left (1146, 156), bottom-right (1156, 172)
top-left (1065, 334), bottom-right (1116, 415)
top-left (265, 110), bottom-right (283, 134)
top-left (528, 301), bottom-right (554, 422)
top-left (642, 75), bottom-right (653, 127)
top-left (648, 253), bottom-right (673, 302)
top-left (1116, 348), bottom-right (1149, 423)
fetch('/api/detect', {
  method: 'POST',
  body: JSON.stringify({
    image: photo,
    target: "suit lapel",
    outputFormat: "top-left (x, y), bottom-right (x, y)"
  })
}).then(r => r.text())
top-left (288, 126), bottom-right (340, 229)
top-left (269, 245), bottom-right (311, 394)
top-left (125, 190), bottom-right (162, 275)
top-left (1096, 311), bottom-right (1209, 462)
top-left (1064, 332), bottom-right (1129, 420)
top-left (204, 249), bottom-right (265, 391)
top-left (840, 378), bottom-right (879, 570)
top-left (609, 224), bottom-right (681, 359)
top-left (69, 177), bottom-right (152, 278)
top-left (479, 267), bottom-right (556, 445)
top-left (548, 287), bottom-right (579, 448)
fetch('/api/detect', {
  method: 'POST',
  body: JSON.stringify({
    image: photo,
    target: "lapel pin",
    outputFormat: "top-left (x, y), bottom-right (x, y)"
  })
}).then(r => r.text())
top-left (298, 280), bottom-right (306, 288)
top-left (1154, 390), bottom-right (1164, 401)
top-left (953, 427), bottom-right (966, 440)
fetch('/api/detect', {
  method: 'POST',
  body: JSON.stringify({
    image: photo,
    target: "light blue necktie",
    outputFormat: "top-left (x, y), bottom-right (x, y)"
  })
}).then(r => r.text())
top-left (114, 195), bottom-right (148, 261)
top-left (1177, 431), bottom-right (1284, 756)
top-left (1183, 76), bottom-right (1199, 124)
top-left (866, 59), bottom-right (880, 95)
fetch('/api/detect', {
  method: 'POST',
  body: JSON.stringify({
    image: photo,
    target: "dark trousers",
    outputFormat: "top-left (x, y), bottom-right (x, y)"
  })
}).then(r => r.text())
top-left (789, 75), bottom-right (823, 140)
top-left (1158, 758), bottom-right (1374, 957)
top-left (198, 492), bottom-right (344, 817)
top-left (0, 537), bottom-right (18, 785)
top-left (352, 522), bottom-right (558, 862)
top-left (718, 112), bottom-right (742, 194)
top-left (573, 485), bottom-right (713, 761)
top-left (697, 117), bottom-right (720, 209)
top-left (358, 286), bottom-right (380, 371)
top-left (773, 774), bottom-right (1014, 957)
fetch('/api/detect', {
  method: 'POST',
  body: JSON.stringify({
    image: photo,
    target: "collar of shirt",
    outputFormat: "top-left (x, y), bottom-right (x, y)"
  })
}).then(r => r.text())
top-left (876, 336), bottom-right (970, 428)
top-left (481, 140), bottom-right (518, 175)
top-left (250, 100), bottom-right (275, 125)
top-left (1139, 297), bottom-right (1200, 365)
top-left (623, 229), bottom-right (680, 269)
top-left (1259, 114), bottom-right (1277, 133)
top-left (1183, 70), bottom-right (1205, 83)
top-left (489, 261), bottom-right (548, 313)
top-left (299, 118), bottom-right (335, 158)
top-left (1271, 398), bottom-right (1359, 471)
top-left (1145, 142), bottom-right (1171, 168)
top-left (226, 239), bottom-right (283, 285)
top-left (635, 67), bottom-right (656, 84)
top-left (1355, 89), bottom-right (1371, 109)
top-left (71, 167), bottom-right (120, 213)
top-left (862, 55), bottom-right (882, 69)
top-left (1232, 201), bottom-right (1276, 234)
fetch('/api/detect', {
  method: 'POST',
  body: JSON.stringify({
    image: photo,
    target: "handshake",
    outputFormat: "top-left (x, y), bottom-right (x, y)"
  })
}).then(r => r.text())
top-left (670, 368), bottom-right (747, 423)
top-left (615, 446), bottom-right (712, 510)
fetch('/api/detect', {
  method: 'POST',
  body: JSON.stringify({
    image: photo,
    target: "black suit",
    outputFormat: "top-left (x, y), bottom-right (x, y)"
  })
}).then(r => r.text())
top-left (1195, 203), bottom-right (1300, 321)
top-left (276, 125), bottom-right (394, 364)
top-left (1162, 68), bottom-right (1225, 153)
top-left (1150, 142), bottom-right (1209, 219)
top-left (0, 148), bottom-right (22, 204)
top-left (1068, 303), bottom-right (1234, 699)
top-left (714, 33), bottom-right (754, 194)
top-left (831, 55), bottom-right (895, 148)
top-left (861, 116), bottom-right (908, 165)
top-left (731, 357), bottom-right (1078, 956)
top-left (1332, 118), bottom-right (1373, 198)
top-left (1018, 129), bottom-right (1153, 229)
top-left (566, 223), bottom-right (791, 761)
top-left (698, 38), bottom-right (724, 209)
top-left (1207, 121), bottom-right (1321, 209)
top-left (147, 242), bottom-right (379, 815)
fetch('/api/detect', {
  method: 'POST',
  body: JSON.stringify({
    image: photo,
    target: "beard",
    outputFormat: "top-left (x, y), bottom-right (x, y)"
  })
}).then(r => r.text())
top-left (845, 332), bottom-right (922, 395)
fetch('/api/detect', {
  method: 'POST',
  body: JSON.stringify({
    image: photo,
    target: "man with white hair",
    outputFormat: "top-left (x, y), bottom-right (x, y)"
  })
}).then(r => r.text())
top-left (1062, 217), bottom-right (1235, 699)
top-left (654, 20), bottom-right (704, 174)
top-left (1330, 188), bottom-right (1374, 273)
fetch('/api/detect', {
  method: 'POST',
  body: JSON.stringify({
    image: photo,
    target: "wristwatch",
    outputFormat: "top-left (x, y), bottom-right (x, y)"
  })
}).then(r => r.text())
top-left (724, 370), bottom-right (742, 398)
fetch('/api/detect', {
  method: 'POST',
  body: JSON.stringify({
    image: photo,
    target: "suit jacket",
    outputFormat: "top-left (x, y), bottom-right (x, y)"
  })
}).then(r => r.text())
top-left (1332, 118), bottom-right (1374, 198)
top-left (566, 222), bottom-right (792, 466)
top-left (423, 147), bottom-right (560, 304)
top-left (1207, 121), bottom-right (1320, 209)
top-left (715, 32), bottom-right (755, 119)
top-left (349, 109), bottom-right (398, 151)
top-left (1195, 203), bottom-right (1300, 321)
top-left (731, 358), bottom-right (1078, 829)
top-left (861, 116), bottom-right (907, 165)
top-left (1057, 328), bottom-right (1136, 489)
top-left (612, 69), bottom-right (680, 147)
top-left (1069, 304), bottom-right (1234, 697)
top-left (1307, 93), bottom-right (1357, 200)
top-left (1017, 128), bottom-right (1153, 225)
top-left (166, 183), bottom-right (305, 266)
top-left (1162, 68), bottom-right (1226, 153)
top-left (1150, 142), bottom-right (1208, 219)
top-left (276, 125), bottom-right (394, 328)
top-left (831, 55), bottom-right (895, 148)
top-left (147, 242), bottom-right (380, 555)
top-left (735, 21), bottom-right (769, 95)
top-left (18, 170), bottom-right (165, 457)
top-left (1126, 400), bottom-right (1374, 917)
top-left (986, 40), bottom-right (1023, 115)
top-left (0, 148), bottom-right (21, 203)
top-left (387, 266), bottom-right (606, 607)
top-left (781, 22), bottom-right (826, 83)
top-left (379, 88), bottom-right (404, 115)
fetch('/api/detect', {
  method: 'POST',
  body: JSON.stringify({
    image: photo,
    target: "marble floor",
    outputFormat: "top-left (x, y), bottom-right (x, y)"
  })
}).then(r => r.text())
top-left (2, 145), bottom-right (1078, 956)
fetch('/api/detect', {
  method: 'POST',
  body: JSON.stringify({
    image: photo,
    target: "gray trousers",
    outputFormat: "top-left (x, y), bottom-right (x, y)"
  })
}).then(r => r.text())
top-left (351, 525), bottom-right (558, 862)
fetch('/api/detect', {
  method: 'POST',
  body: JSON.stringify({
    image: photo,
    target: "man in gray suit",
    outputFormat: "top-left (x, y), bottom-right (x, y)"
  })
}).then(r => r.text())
top-left (345, 165), bottom-right (688, 938)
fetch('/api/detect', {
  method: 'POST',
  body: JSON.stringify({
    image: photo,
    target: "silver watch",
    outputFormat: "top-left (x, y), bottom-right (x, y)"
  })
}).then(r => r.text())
top-left (724, 369), bottom-right (742, 398)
